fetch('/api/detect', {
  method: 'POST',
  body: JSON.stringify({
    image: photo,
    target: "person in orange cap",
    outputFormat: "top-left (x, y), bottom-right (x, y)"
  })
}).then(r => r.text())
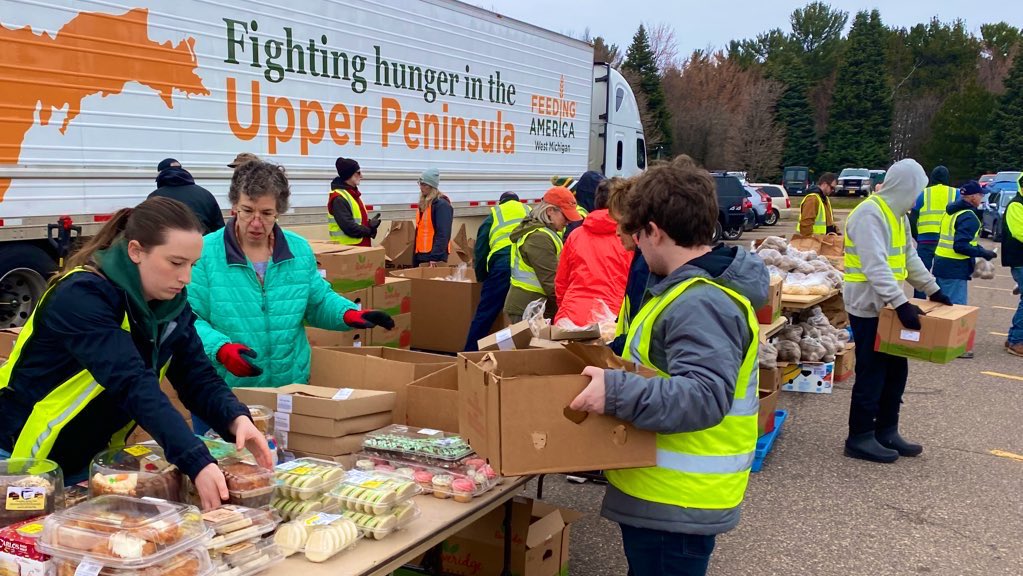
top-left (503, 187), bottom-right (582, 322)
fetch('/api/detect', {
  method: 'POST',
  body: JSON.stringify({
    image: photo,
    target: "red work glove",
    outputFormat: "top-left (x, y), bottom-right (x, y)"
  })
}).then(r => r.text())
top-left (343, 309), bottom-right (395, 330)
top-left (216, 343), bottom-right (263, 377)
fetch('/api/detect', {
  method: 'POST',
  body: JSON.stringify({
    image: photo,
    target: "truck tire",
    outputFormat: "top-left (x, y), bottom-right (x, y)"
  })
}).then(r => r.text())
top-left (0, 245), bottom-right (55, 328)
top-left (723, 226), bottom-right (743, 241)
top-left (765, 209), bottom-right (779, 226)
top-left (713, 221), bottom-right (723, 243)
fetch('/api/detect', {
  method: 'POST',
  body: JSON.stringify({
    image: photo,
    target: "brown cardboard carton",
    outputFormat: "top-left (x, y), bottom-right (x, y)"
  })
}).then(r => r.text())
top-left (232, 384), bottom-right (396, 421)
top-left (439, 497), bottom-right (582, 576)
top-left (368, 313), bottom-right (412, 349)
top-left (405, 365), bottom-right (459, 432)
top-left (458, 348), bottom-right (657, 476)
top-left (316, 246), bottom-right (387, 292)
top-left (0, 328), bottom-right (21, 359)
top-left (284, 431), bottom-right (367, 456)
top-left (876, 299), bottom-right (978, 364)
top-left (283, 411), bottom-right (392, 437)
top-left (536, 323), bottom-right (602, 342)
top-left (309, 347), bottom-right (454, 423)
top-left (758, 388), bottom-right (779, 436)
top-left (789, 234), bottom-right (844, 257)
top-left (339, 288), bottom-right (369, 309)
top-left (308, 241), bottom-right (349, 255)
top-left (834, 343), bottom-right (856, 382)
top-left (477, 321), bottom-right (533, 351)
top-left (369, 277), bottom-right (412, 316)
top-left (756, 277), bottom-right (783, 324)
top-left (305, 326), bottom-right (366, 348)
top-left (758, 367), bottom-right (781, 393)
top-left (447, 223), bottom-right (475, 266)
top-left (382, 221), bottom-right (415, 268)
top-left (391, 267), bottom-right (490, 353)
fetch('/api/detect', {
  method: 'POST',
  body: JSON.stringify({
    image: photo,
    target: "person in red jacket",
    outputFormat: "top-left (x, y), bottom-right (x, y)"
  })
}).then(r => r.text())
top-left (555, 180), bottom-right (633, 326)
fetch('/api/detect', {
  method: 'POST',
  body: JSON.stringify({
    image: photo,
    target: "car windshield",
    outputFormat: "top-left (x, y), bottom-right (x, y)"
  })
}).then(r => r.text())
top-left (840, 169), bottom-right (870, 178)
top-left (994, 171), bottom-right (1021, 182)
top-left (980, 175), bottom-right (995, 183)
top-left (785, 168), bottom-right (808, 181)
top-left (760, 186), bottom-right (784, 197)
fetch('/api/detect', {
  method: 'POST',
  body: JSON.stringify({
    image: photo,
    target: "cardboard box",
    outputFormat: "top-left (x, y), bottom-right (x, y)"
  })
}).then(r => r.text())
top-left (447, 223), bottom-right (475, 266)
top-left (759, 367), bottom-right (781, 393)
top-left (340, 288), bottom-right (369, 309)
top-left (278, 411), bottom-right (392, 438)
top-left (756, 277), bottom-right (783, 324)
top-left (781, 361), bottom-right (834, 394)
top-left (369, 277), bottom-right (412, 316)
top-left (310, 347), bottom-right (455, 423)
top-left (405, 365), bottom-right (459, 432)
top-left (438, 497), bottom-right (582, 576)
top-left (286, 450), bottom-right (355, 468)
top-left (876, 299), bottom-right (978, 364)
top-left (0, 328), bottom-right (21, 359)
top-left (834, 343), bottom-right (856, 382)
top-left (305, 326), bottom-right (366, 348)
top-left (316, 246), bottom-right (387, 292)
top-left (283, 431), bottom-right (367, 456)
top-left (391, 267), bottom-right (488, 353)
top-left (477, 321), bottom-right (534, 351)
top-left (789, 234), bottom-right (844, 258)
top-left (232, 385), bottom-right (397, 421)
top-left (0, 519), bottom-right (51, 576)
top-left (382, 221), bottom-right (415, 268)
top-left (368, 313), bottom-right (412, 349)
top-left (536, 323), bottom-right (602, 342)
top-left (758, 388), bottom-right (779, 436)
top-left (458, 347), bottom-right (657, 476)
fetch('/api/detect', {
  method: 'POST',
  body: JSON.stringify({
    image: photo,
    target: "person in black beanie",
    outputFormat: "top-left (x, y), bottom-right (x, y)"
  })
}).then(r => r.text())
top-left (148, 158), bottom-right (225, 234)
top-left (328, 157), bottom-right (379, 246)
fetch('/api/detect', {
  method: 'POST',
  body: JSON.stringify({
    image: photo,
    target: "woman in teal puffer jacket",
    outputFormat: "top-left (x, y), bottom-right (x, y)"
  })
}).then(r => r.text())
top-left (188, 161), bottom-right (394, 404)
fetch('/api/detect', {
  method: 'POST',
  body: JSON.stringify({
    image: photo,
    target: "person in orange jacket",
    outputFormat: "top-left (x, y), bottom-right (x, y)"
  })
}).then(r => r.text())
top-left (413, 168), bottom-right (454, 267)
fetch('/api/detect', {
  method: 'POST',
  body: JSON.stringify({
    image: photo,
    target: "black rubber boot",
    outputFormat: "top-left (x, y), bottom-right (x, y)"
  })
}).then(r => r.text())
top-left (844, 432), bottom-right (899, 463)
top-left (876, 426), bottom-right (923, 457)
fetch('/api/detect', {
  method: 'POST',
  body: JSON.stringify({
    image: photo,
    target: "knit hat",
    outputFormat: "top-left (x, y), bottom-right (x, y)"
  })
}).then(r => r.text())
top-left (550, 175), bottom-right (576, 191)
top-left (228, 152), bottom-right (259, 168)
top-left (157, 158), bottom-right (180, 172)
top-left (499, 191), bottom-right (520, 204)
top-left (960, 180), bottom-right (984, 195)
top-left (335, 157), bottom-right (361, 181)
top-left (543, 186), bottom-right (583, 222)
top-left (419, 168), bottom-right (440, 189)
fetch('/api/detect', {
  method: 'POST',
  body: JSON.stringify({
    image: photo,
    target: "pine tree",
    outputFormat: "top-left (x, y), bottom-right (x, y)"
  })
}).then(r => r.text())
top-left (978, 48), bottom-right (1023, 171)
top-left (775, 63), bottom-right (818, 168)
top-left (922, 82), bottom-right (997, 180)
top-left (819, 10), bottom-right (892, 171)
top-left (623, 25), bottom-right (673, 157)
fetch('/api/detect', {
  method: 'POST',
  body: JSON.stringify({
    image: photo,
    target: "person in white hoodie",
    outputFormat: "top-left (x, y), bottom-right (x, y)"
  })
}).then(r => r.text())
top-left (842, 159), bottom-right (953, 463)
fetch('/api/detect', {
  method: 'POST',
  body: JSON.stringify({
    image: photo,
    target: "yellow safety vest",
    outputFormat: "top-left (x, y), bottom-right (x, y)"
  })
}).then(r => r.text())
top-left (0, 267), bottom-right (170, 460)
top-left (844, 195), bottom-right (908, 283)
top-left (917, 185), bottom-right (957, 236)
top-left (509, 227), bottom-right (563, 294)
top-left (327, 189), bottom-right (365, 245)
top-left (614, 294), bottom-right (632, 340)
top-left (605, 277), bottom-right (759, 510)
top-left (487, 201), bottom-right (530, 267)
top-left (800, 194), bottom-right (830, 235)
top-left (935, 209), bottom-right (980, 260)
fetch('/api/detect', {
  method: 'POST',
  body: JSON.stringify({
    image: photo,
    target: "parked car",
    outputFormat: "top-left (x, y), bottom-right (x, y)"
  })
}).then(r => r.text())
top-left (744, 185), bottom-right (773, 226)
top-left (783, 165), bottom-right (811, 196)
top-left (979, 174), bottom-right (997, 188)
top-left (988, 171), bottom-right (1022, 195)
top-left (981, 189), bottom-right (1017, 241)
top-left (712, 173), bottom-right (751, 241)
top-left (752, 183), bottom-right (790, 224)
top-left (869, 170), bottom-right (886, 193)
top-left (837, 168), bottom-right (872, 196)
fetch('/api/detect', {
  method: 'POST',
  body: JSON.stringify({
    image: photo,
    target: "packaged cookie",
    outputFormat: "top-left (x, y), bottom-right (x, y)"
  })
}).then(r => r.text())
top-left (38, 495), bottom-right (210, 567)
top-left (202, 506), bottom-right (279, 551)
top-left (90, 446), bottom-right (185, 503)
top-left (339, 502), bottom-right (420, 541)
top-left (273, 512), bottom-right (361, 563)
top-left (324, 471), bottom-right (420, 516)
top-left (267, 498), bottom-right (324, 523)
top-left (361, 425), bottom-right (472, 463)
top-left (0, 459), bottom-right (63, 527)
top-left (51, 548), bottom-right (212, 576)
top-left (272, 459), bottom-right (344, 501)
top-left (211, 538), bottom-right (282, 576)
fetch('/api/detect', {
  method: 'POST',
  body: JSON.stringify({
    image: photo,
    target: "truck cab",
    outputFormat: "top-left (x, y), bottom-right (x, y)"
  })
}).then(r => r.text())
top-left (590, 63), bottom-right (646, 177)
top-left (783, 166), bottom-right (811, 196)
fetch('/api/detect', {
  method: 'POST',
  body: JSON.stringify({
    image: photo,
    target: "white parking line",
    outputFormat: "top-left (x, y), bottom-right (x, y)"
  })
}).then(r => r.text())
top-left (992, 305), bottom-right (1017, 311)
top-left (974, 286), bottom-right (1013, 292)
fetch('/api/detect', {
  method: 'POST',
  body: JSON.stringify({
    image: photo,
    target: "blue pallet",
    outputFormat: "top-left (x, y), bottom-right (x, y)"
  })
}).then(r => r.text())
top-left (752, 409), bottom-right (788, 473)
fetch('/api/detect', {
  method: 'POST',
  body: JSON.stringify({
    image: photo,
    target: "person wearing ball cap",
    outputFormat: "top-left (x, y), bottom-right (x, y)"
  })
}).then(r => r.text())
top-left (504, 186), bottom-right (582, 323)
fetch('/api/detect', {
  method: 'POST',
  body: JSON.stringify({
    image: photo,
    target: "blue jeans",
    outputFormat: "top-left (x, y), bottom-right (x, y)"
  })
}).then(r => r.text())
top-left (463, 261), bottom-right (512, 352)
top-left (0, 448), bottom-right (88, 486)
top-left (935, 278), bottom-right (968, 305)
top-left (620, 524), bottom-right (716, 576)
top-left (1011, 267), bottom-right (1023, 345)
top-left (914, 243), bottom-right (936, 299)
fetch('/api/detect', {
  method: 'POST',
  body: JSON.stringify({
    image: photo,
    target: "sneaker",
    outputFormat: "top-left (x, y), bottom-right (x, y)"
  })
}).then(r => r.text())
top-left (1008, 343), bottom-right (1023, 357)
top-left (960, 351), bottom-right (974, 359)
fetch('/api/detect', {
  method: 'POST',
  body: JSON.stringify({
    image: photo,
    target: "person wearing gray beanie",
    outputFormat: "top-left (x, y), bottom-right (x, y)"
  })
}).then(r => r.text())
top-left (413, 168), bottom-right (453, 268)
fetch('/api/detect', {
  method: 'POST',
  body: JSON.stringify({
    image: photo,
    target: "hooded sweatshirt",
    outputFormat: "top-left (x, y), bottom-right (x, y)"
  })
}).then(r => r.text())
top-left (148, 168), bottom-right (225, 234)
top-left (931, 198), bottom-right (991, 280)
top-left (910, 165), bottom-right (957, 243)
top-left (504, 217), bottom-right (562, 319)
top-left (574, 170), bottom-right (604, 213)
top-left (601, 244), bottom-right (768, 535)
top-left (554, 209), bottom-right (633, 326)
top-left (844, 158), bottom-right (939, 318)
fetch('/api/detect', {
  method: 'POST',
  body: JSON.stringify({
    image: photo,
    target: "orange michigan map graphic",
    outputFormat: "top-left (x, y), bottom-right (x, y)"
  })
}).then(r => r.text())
top-left (0, 8), bottom-right (209, 200)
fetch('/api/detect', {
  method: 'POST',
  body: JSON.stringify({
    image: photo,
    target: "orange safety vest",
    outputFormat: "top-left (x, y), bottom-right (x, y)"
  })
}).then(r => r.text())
top-left (415, 196), bottom-right (449, 254)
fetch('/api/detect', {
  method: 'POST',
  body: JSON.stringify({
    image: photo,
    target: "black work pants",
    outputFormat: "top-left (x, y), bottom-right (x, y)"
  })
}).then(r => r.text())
top-left (848, 314), bottom-right (909, 435)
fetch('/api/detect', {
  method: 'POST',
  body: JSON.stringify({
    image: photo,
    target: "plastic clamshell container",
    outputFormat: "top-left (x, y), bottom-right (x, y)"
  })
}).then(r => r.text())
top-left (268, 497), bottom-right (329, 523)
top-left (325, 471), bottom-right (421, 515)
top-left (361, 425), bottom-right (473, 462)
top-left (246, 405), bottom-right (274, 437)
top-left (218, 459), bottom-right (274, 509)
top-left (273, 459), bottom-right (345, 501)
top-left (51, 548), bottom-right (214, 576)
top-left (273, 512), bottom-right (362, 562)
top-left (90, 445), bottom-right (185, 502)
top-left (339, 501), bottom-right (420, 540)
top-left (38, 495), bottom-right (211, 568)
top-left (352, 452), bottom-right (499, 501)
top-left (0, 458), bottom-right (64, 527)
top-left (211, 538), bottom-right (284, 576)
top-left (203, 505), bottom-right (280, 550)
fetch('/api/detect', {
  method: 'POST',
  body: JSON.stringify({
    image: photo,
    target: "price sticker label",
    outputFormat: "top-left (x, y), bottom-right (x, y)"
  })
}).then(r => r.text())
top-left (74, 560), bottom-right (104, 576)
top-left (276, 395), bottom-right (293, 414)
top-left (417, 428), bottom-right (441, 436)
top-left (332, 388), bottom-right (354, 401)
top-left (274, 412), bottom-right (291, 432)
top-left (6, 487), bottom-right (46, 511)
top-left (124, 446), bottom-right (151, 457)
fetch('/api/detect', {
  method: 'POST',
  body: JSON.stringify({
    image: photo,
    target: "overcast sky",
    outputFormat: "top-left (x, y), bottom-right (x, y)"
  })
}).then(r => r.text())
top-left (481, 1), bottom-right (1022, 57)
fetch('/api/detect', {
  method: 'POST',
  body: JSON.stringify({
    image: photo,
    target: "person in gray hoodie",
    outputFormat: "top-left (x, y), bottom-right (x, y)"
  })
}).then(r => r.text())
top-left (570, 164), bottom-right (768, 576)
top-left (843, 158), bottom-right (953, 464)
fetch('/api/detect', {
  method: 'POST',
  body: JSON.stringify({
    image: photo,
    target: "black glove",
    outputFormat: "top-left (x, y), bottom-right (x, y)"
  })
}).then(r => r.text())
top-left (369, 213), bottom-right (382, 229)
top-left (983, 249), bottom-right (997, 261)
top-left (928, 290), bottom-right (953, 306)
top-left (895, 302), bottom-right (924, 330)
top-left (343, 309), bottom-right (395, 330)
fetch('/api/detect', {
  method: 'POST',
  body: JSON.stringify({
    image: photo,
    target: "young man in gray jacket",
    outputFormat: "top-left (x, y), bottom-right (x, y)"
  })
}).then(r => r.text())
top-left (843, 158), bottom-right (952, 463)
top-left (571, 165), bottom-right (768, 576)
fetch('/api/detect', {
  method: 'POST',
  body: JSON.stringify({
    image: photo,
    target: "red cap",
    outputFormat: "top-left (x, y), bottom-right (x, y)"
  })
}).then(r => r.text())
top-left (543, 186), bottom-right (583, 222)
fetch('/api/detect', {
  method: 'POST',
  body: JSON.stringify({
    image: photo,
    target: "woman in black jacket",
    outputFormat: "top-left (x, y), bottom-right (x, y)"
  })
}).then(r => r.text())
top-left (0, 197), bottom-right (271, 510)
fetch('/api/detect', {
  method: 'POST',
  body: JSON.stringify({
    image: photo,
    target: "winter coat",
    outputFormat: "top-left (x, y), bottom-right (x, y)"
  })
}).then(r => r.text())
top-left (148, 168), bottom-right (225, 234)
top-left (329, 179), bottom-right (376, 247)
top-left (504, 218), bottom-right (562, 320)
top-left (188, 220), bottom-right (358, 388)
top-left (554, 210), bottom-right (632, 326)
top-left (413, 195), bottom-right (454, 266)
top-left (601, 244), bottom-right (768, 535)
top-left (932, 199), bottom-right (991, 281)
top-left (609, 249), bottom-right (650, 356)
top-left (574, 170), bottom-right (604, 213)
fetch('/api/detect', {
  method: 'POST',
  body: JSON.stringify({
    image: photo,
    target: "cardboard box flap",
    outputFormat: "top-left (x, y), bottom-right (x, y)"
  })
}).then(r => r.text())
top-left (526, 509), bottom-right (566, 549)
top-left (382, 221), bottom-right (416, 266)
top-left (274, 384), bottom-right (385, 400)
top-left (923, 303), bottom-right (978, 320)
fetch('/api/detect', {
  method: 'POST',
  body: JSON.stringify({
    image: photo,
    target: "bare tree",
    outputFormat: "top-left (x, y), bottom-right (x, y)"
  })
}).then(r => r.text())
top-left (736, 80), bottom-right (785, 181)
top-left (808, 73), bottom-right (836, 145)
top-left (977, 43), bottom-right (1018, 95)
top-left (889, 93), bottom-right (942, 161)
top-left (646, 22), bottom-right (681, 72)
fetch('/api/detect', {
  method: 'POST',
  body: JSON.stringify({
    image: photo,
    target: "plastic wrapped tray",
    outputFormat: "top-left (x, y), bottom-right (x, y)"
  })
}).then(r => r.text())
top-left (90, 445), bottom-right (185, 502)
top-left (361, 425), bottom-right (473, 462)
top-left (273, 512), bottom-right (362, 562)
top-left (273, 459), bottom-right (345, 501)
top-left (203, 506), bottom-right (279, 551)
top-left (324, 471), bottom-right (420, 515)
top-left (339, 501), bottom-right (419, 540)
top-left (0, 458), bottom-right (64, 527)
top-left (211, 538), bottom-right (284, 576)
top-left (38, 495), bottom-right (211, 567)
top-left (352, 453), bottom-right (499, 503)
top-left (246, 406), bottom-right (274, 437)
top-left (218, 459), bottom-right (274, 509)
top-left (52, 548), bottom-right (214, 576)
top-left (269, 497), bottom-right (328, 523)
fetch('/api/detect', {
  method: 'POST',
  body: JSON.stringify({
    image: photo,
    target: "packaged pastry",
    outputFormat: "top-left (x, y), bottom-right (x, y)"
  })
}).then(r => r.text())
top-left (63, 483), bottom-right (89, 509)
top-left (324, 471), bottom-right (420, 516)
top-left (217, 460), bottom-right (273, 509)
top-left (268, 498), bottom-right (324, 523)
top-left (210, 538), bottom-right (283, 576)
top-left (361, 425), bottom-right (472, 463)
top-left (52, 548), bottom-right (212, 576)
top-left (245, 406), bottom-right (274, 437)
top-left (90, 446), bottom-right (185, 503)
top-left (339, 502), bottom-right (420, 541)
top-left (0, 459), bottom-right (63, 527)
top-left (273, 513), bottom-right (361, 562)
top-left (38, 495), bottom-right (210, 567)
top-left (0, 518), bottom-right (52, 576)
top-left (202, 506), bottom-right (279, 551)
top-left (352, 452), bottom-right (499, 502)
top-left (272, 460), bottom-right (344, 501)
